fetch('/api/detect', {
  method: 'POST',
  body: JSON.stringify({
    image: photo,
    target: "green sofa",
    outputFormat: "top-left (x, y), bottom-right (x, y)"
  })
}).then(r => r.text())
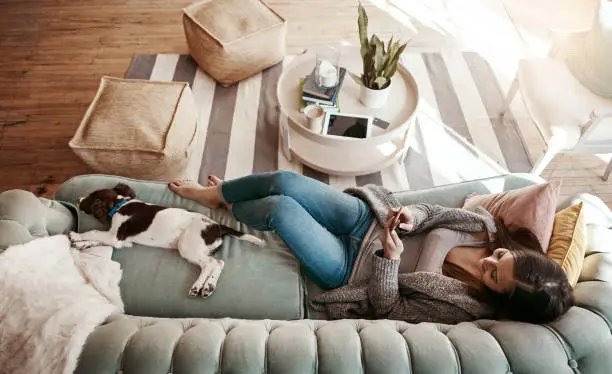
top-left (1, 173), bottom-right (611, 374)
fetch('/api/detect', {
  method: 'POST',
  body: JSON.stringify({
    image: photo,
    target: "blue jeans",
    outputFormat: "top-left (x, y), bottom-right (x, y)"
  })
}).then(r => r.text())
top-left (219, 171), bottom-right (374, 289)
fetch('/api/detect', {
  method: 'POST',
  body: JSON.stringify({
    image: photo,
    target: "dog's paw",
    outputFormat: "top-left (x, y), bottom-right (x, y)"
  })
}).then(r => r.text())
top-left (188, 286), bottom-right (201, 297)
top-left (114, 240), bottom-right (133, 248)
top-left (68, 232), bottom-right (82, 243)
top-left (72, 239), bottom-right (104, 251)
top-left (69, 232), bottom-right (104, 251)
top-left (200, 284), bottom-right (215, 298)
top-left (200, 260), bottom-right (223, 298)
top-left (72, 241), bottom-right (89, 251)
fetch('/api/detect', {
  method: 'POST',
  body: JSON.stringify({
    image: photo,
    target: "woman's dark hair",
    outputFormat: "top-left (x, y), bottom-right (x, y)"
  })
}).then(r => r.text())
top-left (443, 218), bottom-right (573, 323)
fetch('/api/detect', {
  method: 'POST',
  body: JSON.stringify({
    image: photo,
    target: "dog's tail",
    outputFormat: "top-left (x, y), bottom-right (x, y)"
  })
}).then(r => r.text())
top-left (219, 225), bottom-right (265, 247)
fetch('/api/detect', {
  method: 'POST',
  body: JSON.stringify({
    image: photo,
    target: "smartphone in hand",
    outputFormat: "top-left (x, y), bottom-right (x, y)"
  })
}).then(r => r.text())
top-left (390, 209), bottom-right (402, 231)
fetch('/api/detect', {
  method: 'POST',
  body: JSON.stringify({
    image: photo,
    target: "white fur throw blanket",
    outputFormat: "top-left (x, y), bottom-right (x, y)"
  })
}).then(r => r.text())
top-left (0, 235), bottom-right (123, 374)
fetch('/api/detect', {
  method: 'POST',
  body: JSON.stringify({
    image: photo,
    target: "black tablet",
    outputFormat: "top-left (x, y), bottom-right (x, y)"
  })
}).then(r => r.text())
top-left (322, 113), bottom-right (373, 139)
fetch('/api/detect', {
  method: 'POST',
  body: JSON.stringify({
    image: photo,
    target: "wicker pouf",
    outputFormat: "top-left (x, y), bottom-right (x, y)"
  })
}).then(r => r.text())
top-left (69, 76), bottom-right (199, 181)
top-left (183, 0), bottom-right (286, 86)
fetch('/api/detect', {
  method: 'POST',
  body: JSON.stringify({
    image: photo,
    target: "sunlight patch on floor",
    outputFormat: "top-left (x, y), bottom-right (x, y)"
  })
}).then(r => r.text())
top-left (369, 0), bottom-right (454, 37)
top-left (369, 0), bottom-right (526, 80)
top-left (416, 102), bottom-right (507, 185)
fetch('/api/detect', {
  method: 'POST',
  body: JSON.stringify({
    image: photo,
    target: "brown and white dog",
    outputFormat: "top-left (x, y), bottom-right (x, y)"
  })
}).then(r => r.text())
top-left (69, 183), bottom-right (264, 298)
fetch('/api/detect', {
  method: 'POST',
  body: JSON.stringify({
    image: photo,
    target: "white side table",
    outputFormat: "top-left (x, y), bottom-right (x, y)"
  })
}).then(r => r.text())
top-left (277, 46), bottom-right (419, 176)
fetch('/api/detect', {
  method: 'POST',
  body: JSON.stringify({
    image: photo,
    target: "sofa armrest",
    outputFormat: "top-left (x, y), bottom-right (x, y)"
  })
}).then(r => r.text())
top-left (574, 281), bottom-right (612, 327)
top-left (580, 253), bottom-right (612, 283)
top-left (558, 193), bottom-right (612, 228)
top-left (0, 189), bottom-right (76, 250)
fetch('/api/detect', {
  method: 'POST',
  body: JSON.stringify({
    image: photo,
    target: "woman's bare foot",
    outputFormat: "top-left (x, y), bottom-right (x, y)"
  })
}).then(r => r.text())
top-left (168, 179), bottom-right (222, 209)
top-left (206, 175), bottom-right (232, 211)
top-left (207, 175), bottom-right (223, 187)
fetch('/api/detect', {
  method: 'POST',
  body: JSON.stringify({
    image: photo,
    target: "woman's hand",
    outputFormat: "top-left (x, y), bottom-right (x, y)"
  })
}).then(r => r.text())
top-left (381, 209), bottom-right (405, 260)
top-left (381, 225), bottom-right (403, 260)
top-left (385, 207), bottom-right (414, 232)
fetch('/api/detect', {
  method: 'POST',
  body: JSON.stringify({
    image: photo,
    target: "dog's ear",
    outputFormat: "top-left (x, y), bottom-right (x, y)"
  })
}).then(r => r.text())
top-left (113, 183), bottom-right (136, 199)
top-left (91, 199), bottom-right (109, 223)
top-left (78, 196), bottom-right (92, 214)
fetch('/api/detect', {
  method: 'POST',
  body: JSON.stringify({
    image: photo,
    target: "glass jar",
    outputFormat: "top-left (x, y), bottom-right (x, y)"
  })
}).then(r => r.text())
top-left (315, 46), bottom-right (340, 88)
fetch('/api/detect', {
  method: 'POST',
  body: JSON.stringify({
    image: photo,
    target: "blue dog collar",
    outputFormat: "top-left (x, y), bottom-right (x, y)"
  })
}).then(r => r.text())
top-left (108, 199), bottom-right (129, 218)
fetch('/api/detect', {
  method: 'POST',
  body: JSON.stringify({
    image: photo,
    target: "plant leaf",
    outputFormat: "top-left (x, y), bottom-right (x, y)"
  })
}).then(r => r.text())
top-left (371, 34), bottom-right (384, 52)
top-left (373, 40), bottom-right (384, 72)
top-left (383, 41), bottom-right (403, 76)
top-left (348, 71), bottom-right (364, 86)
top-left (374, 76), bottom-right (388, 90)
top-left (365, 53), bottom-right (376, 87)
top-left (397, 42), bottom-right (407, 59)
top-left (384, 42), bottom-right (407, 79)
top-left (382, 40), bottom-right (398, 74)
top-left (380, 52), bottom-right (390, 76)
top-left (357, 12), bottom-right (408, 90)
top-left (367, 34), bottom-right (382, 74)
top-left (357, 2), bottom-right (369, 60)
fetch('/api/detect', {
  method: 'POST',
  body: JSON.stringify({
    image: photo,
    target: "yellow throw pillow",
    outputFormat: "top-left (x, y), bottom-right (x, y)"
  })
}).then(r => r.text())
top-left (546, 203), bottom-right (587, 287)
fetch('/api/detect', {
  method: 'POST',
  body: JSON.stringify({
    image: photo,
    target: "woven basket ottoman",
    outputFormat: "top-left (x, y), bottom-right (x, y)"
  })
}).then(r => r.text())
top-left (183, 0), bottom-right (286, 86)
top-left (69, 76), bottom-right (203, 181)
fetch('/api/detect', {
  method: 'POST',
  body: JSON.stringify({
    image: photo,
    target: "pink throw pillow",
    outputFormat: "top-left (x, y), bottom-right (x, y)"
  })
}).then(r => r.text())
top-left (463, 182), bottom-right (561, 252)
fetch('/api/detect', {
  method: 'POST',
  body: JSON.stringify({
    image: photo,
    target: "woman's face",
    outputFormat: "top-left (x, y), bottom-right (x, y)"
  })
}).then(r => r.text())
top-left (481, 248), bottom-right (516, 294)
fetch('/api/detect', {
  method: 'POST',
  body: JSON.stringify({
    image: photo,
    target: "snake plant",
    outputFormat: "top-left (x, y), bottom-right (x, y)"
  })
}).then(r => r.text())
top-left (351, 1), bottom-right (407, 90)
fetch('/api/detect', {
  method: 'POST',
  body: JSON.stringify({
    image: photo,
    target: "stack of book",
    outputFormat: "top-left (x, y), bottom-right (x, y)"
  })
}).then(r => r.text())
top-left (300, 67), bottom-right (347, 113)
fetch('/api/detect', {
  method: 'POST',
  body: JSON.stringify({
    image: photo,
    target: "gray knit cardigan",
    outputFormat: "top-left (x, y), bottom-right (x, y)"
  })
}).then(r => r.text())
top-left (311, 185), bottom-right (498, 324)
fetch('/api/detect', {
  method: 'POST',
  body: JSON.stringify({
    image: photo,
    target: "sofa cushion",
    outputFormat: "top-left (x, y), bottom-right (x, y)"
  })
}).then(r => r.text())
top-left (462, 181), bottom-right (560, 251)
top-left (555, 193), bottom-right (612, 284)
top-left (55, 174), bottom-right (304, 320)
top-left (547, 203), bottom-right (587, 286)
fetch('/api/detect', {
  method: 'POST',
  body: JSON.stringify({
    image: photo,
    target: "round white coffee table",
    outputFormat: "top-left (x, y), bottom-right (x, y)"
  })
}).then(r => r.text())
top-left (277, 45), bottom-right (419, 176)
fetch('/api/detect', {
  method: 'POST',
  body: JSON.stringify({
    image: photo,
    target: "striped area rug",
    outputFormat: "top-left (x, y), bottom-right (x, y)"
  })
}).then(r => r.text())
top-left (125, 52), bottom-right (532, 191)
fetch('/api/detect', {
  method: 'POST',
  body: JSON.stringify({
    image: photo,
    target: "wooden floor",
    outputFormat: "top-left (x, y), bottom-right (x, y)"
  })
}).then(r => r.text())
top-left (0, 0), bottom-right (416, 196)
top-left (1, 0), bottom-right (609, 205)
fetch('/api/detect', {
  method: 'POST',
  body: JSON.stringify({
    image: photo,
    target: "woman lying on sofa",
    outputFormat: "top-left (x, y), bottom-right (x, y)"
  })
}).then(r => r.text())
top-left (168, 171), bottom-right (572, 324)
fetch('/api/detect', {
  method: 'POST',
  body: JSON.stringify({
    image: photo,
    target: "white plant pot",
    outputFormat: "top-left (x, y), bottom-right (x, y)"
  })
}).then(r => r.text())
top-left (359, 85), bottom-right (391, 108)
